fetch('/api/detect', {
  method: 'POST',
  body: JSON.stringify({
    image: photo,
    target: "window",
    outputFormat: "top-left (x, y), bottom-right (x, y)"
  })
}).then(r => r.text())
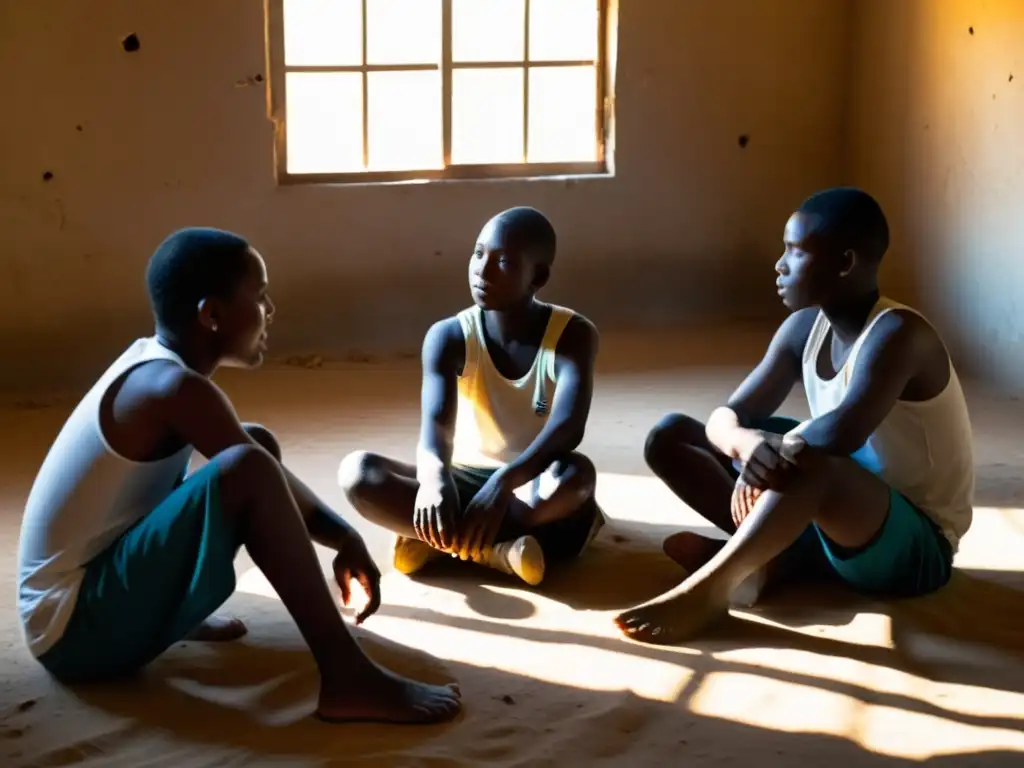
top-left (265, 0), bottom-right (615, 184)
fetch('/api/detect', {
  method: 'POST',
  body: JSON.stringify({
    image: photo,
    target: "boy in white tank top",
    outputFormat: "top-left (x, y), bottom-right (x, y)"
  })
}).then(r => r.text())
top-left (17, 228), bottom-right (460, 724)
top-left (616, 188), bottom-right (975, 645)
top-left (340, 207), bottom-right (604, 586)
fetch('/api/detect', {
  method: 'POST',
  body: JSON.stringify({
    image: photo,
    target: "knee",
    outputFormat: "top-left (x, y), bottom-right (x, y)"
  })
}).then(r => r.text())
top-left (243, 424), bottom-right (281, 462)
top-left (337, 450), bottom-right (386, 499)
top-left (213, 443), bottom-right (280, 499)
top-left (644, 413), bottom-right (705, 468)
top-left (552, 452), bottom-right (597, 494)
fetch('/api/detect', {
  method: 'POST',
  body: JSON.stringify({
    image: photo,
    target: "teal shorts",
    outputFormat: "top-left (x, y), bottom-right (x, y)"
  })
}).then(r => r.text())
top-left (746, 416), bottom-right (953, 598)
top-left (38, 461), bottom-right (241, 683)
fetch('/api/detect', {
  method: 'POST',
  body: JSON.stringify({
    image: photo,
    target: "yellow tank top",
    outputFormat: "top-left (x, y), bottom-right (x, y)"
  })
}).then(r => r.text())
top-left (451, 304), bottom-right (575, 468)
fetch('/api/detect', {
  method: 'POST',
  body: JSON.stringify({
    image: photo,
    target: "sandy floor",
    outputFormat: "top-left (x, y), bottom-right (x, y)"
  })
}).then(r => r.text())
top-left (1, 332), bottom-right (1023, 767)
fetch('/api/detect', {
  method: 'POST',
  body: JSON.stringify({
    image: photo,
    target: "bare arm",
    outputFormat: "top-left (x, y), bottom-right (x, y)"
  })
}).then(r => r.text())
top-left (707, 309), bottom-right (816, 461)
top-left (160, 369), bottom-right (357, 550)
top-left (415, 318), bottom-right (465, 485)
top-left (795, 311), bottom-right (931, 456)
top-left (500, 315), bottom-right (599, 489)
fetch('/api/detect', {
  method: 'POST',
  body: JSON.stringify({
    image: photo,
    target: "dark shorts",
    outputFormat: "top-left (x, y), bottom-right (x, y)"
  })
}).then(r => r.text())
top-left (38, 461), bottom-right (240, 683)
top-left (451, 464), bottom-right (604, 563)
top-left (743, 416), bottom-right (954, 598)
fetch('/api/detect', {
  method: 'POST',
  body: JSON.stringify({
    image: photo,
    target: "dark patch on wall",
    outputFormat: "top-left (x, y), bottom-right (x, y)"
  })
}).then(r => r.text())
top-left (75, 124), bottom-right (83, 132)
top-left (968, 26), bottom-right (974, 35)
top-left (738, 134), bottom-right (750, 148)
top-left (1010, 73), bottom-right (1015, 83)
top-left (235, 74), bottom-right (265, 88)
top-left (122, 33), bottom-right (140, 52)
top-left (41, 171), bottom-right (53, 182)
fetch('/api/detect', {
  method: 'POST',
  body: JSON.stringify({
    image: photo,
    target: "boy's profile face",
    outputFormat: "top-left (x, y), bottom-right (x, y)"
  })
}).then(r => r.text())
top-left (467, 217), bottom-right (543, 311)
top-left (775, 212), bottom-right (849, 311)
top-left (214, 248), bottom-right (275, 368)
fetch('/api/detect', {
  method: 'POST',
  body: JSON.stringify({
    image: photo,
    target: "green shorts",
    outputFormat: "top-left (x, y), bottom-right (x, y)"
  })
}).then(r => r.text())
top-left (452, 464), bottom-right (604, 563)
top-left (746, 416), bottom-right (954, 598)
top-left (38, 461), bottom-right (241, 683)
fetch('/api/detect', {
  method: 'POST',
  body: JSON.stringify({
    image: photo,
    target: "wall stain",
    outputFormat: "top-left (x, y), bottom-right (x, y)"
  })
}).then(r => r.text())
top-left (122, 33), bottom-right (140, 52)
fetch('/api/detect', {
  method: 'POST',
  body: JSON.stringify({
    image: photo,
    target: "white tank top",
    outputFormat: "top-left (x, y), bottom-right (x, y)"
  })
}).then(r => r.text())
top-left (451, 305), bottom-right (574, 468)
top-left (797, 298), bottom-right (975, 550)
top-left (17, 337), bottom-right (193, 657)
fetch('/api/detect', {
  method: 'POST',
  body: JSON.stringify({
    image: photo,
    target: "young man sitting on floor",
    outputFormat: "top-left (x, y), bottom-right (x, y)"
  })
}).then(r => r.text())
top-left (17, 228), bottom-right (461, 723)
top-left (615, 187), bottom-right (975, 644)
top-left (340, 207), bottom-right (605, 586)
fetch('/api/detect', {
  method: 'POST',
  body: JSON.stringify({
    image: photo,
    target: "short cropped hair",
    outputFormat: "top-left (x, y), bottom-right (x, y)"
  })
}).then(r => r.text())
top-left (797, 187), bottom-right (890, 262)
top-left (494, 207), bottom-right (557, 265)
top-left (145, 227), bottom-right (251, 331)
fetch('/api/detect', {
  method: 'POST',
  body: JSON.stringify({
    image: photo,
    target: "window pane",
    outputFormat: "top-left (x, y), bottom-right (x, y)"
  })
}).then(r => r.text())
top-left (528, 65), bottom-right (597, 162)
top-left (283, 0), bottom-right (362, 66)
top-left (366, 0), bottom-right (441, 65)
top-left (368, 71), bottom-right (443, 170)
top-left (286, 72), bottom-right (364, 173)
top-left (452, 68), bottom-right (524, 165)
top-left (529, 0), bottom-right (598, 61)
top-left (452, 0), bottom-right (525, 63)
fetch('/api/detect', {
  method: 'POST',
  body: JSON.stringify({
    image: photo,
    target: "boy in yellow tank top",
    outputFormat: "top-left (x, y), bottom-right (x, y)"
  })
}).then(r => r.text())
top-left (340, 207), bottom-right (604, 586)
top-left (616, 188), bottom-right (974, 645)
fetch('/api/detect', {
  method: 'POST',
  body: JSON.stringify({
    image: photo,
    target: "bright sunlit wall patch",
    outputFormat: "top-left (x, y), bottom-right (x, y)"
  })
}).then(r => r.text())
top-left (265, 0), bottom-right (617, 183)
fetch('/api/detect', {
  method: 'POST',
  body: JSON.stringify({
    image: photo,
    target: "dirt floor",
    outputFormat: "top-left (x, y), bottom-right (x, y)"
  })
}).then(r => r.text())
top-left (1, 331), bottom-right (1023, 767)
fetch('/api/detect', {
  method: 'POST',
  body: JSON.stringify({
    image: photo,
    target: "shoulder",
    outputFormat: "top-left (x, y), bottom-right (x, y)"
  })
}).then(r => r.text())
top-left (144, 361), bottom-right (228, 412)
top-left (555, 312), bottom-right (599, 367)
top-left (864, 307), bottom-right (944, 363)
top-left (773, 307), bottom-right (819, 356)
top-left (422, 315), bottom-right (466, 374)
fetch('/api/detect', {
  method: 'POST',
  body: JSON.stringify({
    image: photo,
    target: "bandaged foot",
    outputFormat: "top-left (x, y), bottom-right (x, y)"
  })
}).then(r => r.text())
top-left (476, 535), bottom-right (546, 586)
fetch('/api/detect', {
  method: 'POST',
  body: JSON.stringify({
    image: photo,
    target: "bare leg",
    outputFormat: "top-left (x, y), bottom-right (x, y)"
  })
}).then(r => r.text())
top-left (508, 452), bottom-right (598, 532)
top-left (337, 451), bottom-right (422, 539)
top-left (645, 414), bottom-right (799, 599)
top-left (184, 424), bottom-right (282, 643)
top-left (645, 413), bottom-right (739, 535)
top-left (216, 443), bottom-right (461, 723)
top-left (339, 450), bottom-right (596, 541)
top-left (339, 451), bottom-right (597, 582)
top-left (615, 453), bottom-right (891, 644)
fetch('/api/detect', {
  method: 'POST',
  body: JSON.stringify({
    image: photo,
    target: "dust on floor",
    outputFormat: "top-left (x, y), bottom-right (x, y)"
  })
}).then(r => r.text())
top-left (2, 335), bottom-right (1023, 767)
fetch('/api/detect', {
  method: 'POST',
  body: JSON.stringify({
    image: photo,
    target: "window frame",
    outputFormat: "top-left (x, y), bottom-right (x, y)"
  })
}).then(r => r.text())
top-left (264, 0), bottom-right (616, 185)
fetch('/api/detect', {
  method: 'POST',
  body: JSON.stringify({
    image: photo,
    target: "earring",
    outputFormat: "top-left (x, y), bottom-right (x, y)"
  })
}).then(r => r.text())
top-left (211, 322), bottom-right (218, 332)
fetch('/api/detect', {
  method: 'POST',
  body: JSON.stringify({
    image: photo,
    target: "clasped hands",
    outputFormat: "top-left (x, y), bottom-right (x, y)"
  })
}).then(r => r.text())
top-left (731, 430), bottom-right (811, 527)
top-left (414, 468), bottom-right (514, 561)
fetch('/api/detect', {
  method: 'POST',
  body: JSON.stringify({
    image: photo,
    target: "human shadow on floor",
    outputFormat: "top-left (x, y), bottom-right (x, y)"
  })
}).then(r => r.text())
top-left (43, 588), bottom-right (1023, 767)
top-left (400, 514), bottom-right (1024, 702)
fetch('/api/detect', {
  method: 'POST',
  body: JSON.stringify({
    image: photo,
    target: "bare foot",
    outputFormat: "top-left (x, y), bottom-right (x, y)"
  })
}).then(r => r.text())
top-left (317, 664), bottom-right (462, 725)
top-left (662, 531), bottom-right (726, 573)
top-left (614, 579), bottom-right (730, 645)
top-left (663, 532), bottom-right (794, 607)
top-left (186, 615), bottom-right (248, 642)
